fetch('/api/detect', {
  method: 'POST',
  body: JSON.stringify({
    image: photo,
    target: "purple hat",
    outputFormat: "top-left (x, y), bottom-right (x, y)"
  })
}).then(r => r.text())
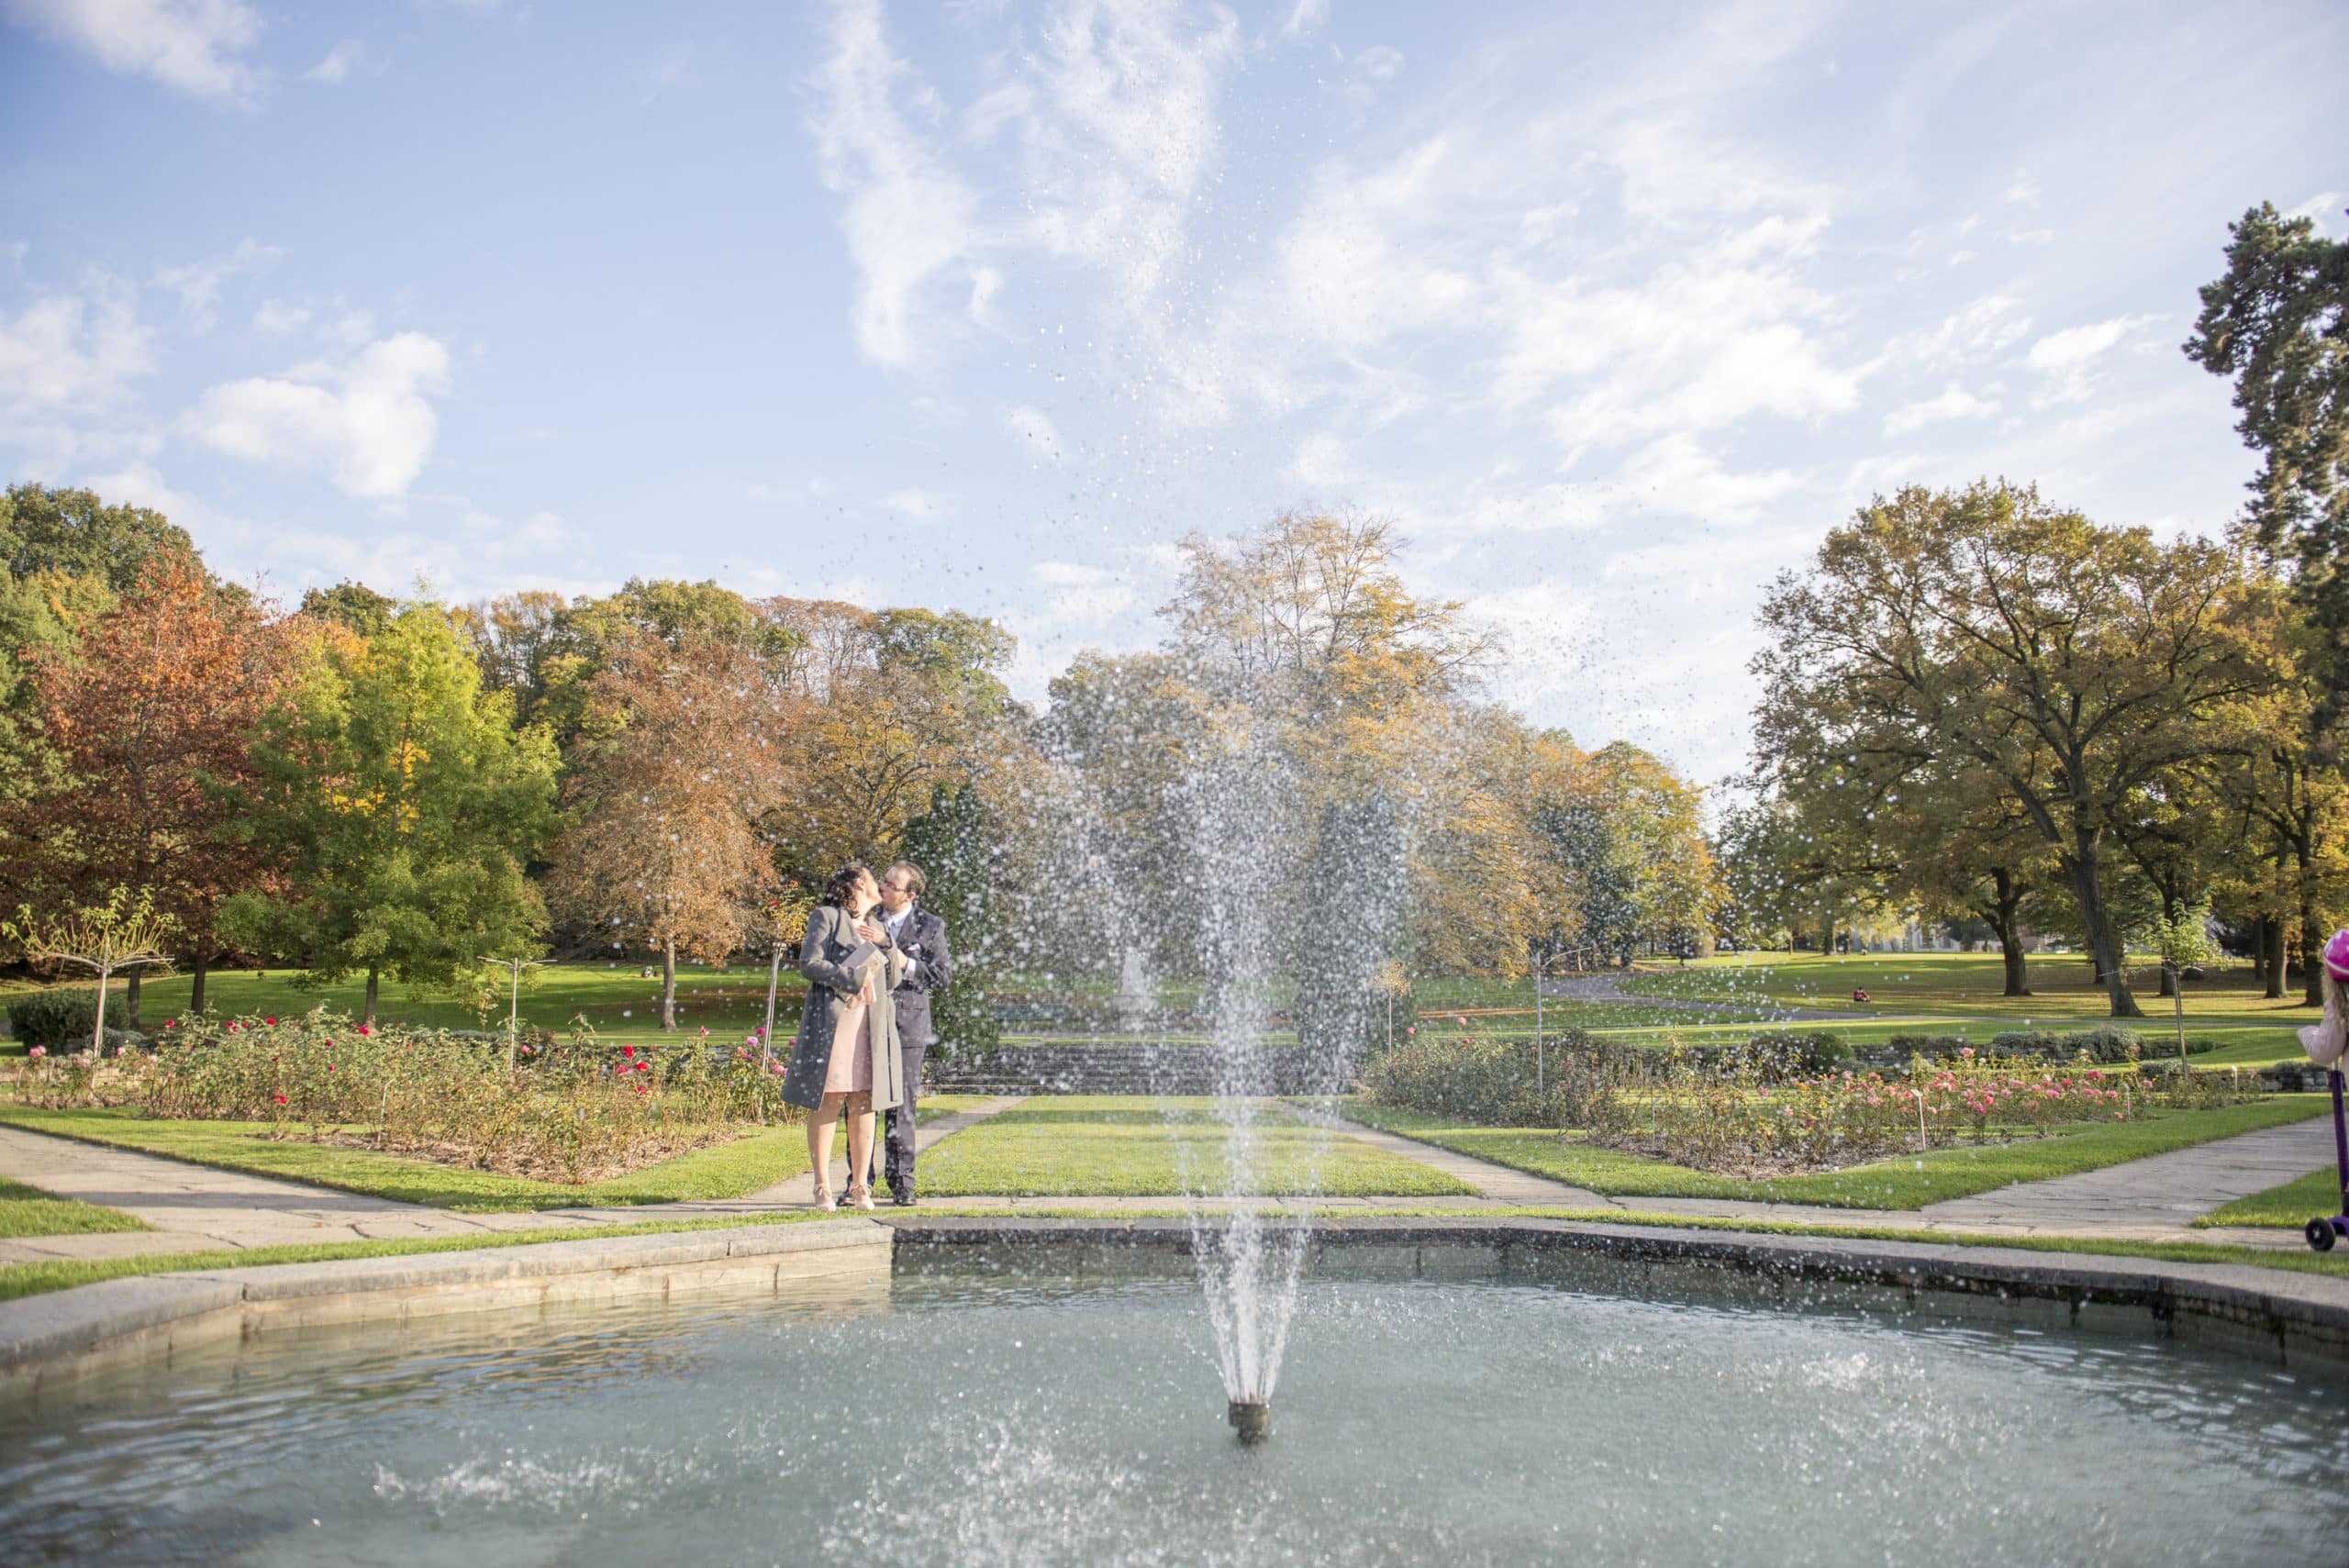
top-left (2326, 929), bottom-right (2349, 984)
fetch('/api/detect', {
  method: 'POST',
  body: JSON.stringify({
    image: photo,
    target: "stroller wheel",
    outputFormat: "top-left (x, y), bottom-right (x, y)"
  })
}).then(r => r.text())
top-left (2306, 1218), bottom-right (2338, 1253)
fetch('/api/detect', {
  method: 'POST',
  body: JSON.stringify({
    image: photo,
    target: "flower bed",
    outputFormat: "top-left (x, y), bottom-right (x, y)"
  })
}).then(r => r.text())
top-left (9, 1009), bottom-right (807, 1185)
top-left (1365, 1026), bottom-right (2264, 1177)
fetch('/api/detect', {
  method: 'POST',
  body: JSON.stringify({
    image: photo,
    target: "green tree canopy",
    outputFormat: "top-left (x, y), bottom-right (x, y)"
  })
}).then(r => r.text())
top-left (220, 603), bottom-right (561, 1024)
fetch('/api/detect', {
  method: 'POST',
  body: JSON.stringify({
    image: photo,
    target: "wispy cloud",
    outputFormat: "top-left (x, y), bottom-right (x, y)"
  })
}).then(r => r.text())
top-left (5, 0), bottom-right (267, 105)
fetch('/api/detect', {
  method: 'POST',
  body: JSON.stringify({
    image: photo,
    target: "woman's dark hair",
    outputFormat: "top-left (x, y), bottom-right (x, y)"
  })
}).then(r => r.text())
top-left (820, 861), bottom-right (873, 909)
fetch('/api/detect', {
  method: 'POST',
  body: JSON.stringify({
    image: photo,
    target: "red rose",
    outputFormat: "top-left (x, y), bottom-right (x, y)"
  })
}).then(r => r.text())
top-left (265, 1018), bottom-right (277, 1025)
top-left (357, 1025), bottom-right (372, 1037)
top-left (273, 1093), bottom-right (288, 1106)
top-left (622, 1045), bottom-right (635, 1058)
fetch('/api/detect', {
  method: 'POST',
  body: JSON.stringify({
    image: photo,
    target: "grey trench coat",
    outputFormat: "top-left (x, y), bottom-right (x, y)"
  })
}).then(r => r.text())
top-left (779, 904), bottom-right (908, 1112)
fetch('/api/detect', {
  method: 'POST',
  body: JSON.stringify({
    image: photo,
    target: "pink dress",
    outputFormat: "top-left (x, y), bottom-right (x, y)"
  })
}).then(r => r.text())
top-left (823, 970), bottom-right (877, 1094)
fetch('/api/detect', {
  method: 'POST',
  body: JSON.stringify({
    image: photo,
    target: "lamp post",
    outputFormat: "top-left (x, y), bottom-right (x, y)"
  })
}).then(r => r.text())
top-left (1532, 948), bottom-right (1548, 1098)
top-left (495, 956), bottom-right (551, 1073)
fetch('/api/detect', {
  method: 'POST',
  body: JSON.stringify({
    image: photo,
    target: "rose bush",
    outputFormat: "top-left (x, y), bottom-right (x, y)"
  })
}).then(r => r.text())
top-left (26, 1008), bottom-right (808, 1184)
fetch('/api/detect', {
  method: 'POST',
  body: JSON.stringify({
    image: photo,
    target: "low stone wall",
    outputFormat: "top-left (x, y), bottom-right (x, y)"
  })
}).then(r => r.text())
top-left (895, 1217), bottom-right (2349, 1375)
top-left (6, 1216), bottom-right (2346, 1396)
top-left (0, 1220), bottom-right (891, 1401)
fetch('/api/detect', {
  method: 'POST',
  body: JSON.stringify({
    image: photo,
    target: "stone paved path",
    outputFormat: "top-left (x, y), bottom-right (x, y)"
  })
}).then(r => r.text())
top-left (1913, 1115), bottom-right (2339, 1239)
top-left (0, 1128), bottom-right (574, 1264)
top-left (0, 1095), bottom-right (2333, 1261)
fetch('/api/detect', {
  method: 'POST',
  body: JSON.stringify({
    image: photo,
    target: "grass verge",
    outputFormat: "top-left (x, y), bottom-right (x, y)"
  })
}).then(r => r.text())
top-left (0, 1210), bottom-right (848, 1305)
top-left (920, 1095), bottom-right (1471, 1197)
top-left (2198, 1164), bottom-right (2348, 1229)
top-left (0, 1106), bottom-right (813, 1212)
top-left (1332, 1096), bottom-right (2332, 1209)
top-left (0, 1176), bottom-right (150, 1239)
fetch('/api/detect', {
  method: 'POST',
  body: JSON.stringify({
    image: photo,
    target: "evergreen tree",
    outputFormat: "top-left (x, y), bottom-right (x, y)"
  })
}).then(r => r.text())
top-left (899, 782), bottom-right (998, 1054)
top-left (1294, 789), bottom-right (1408, 1084)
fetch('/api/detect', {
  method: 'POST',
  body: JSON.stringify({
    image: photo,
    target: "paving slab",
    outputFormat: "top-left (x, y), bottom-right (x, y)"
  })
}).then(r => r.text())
top-left (0, 1125), bottom-right (547, 1250)
top-left (1918, 1115), bottom-right (2340, 1233)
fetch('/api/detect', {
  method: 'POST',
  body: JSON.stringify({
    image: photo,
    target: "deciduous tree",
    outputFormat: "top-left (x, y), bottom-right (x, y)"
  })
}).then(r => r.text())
top-left (544, 628), bottom-right (786, 1029)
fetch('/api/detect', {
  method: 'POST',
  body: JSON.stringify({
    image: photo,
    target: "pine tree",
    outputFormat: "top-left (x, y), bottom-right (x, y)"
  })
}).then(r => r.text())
top-left (899, 782), bottom-right (998, 1054)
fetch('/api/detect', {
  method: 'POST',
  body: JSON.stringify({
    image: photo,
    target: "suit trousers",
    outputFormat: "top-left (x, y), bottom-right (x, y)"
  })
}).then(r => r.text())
top-left (867, 990), bottom-right (931, 1195)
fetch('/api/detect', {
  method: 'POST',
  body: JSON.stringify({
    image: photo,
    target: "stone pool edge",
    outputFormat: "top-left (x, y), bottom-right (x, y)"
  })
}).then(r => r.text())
top-left (893, 1217), bottom-right (2349, 1373)
top-left (6, 1215), bottom-right (2347, 1396)
top-left (0, 1219), bottom-right (892, 1397)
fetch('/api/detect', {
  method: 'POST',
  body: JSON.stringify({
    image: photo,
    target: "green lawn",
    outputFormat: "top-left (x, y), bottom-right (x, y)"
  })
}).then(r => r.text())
top-left (0, 1175), bottom-right (150, 1239)
top-left (0, 1209), bottom-right (847, 1304)
top-left (1619, 950), bottom-right (2322, 1028)
top-left (0, 1106), bottom-right (813, 1211)
top-left (1334, 1095), bottom-right (2333, 1209)
top-left (919, 1095), bottom-right (1471, 1197)
top-left (2198, 1164), bottom-right (2348, 1229)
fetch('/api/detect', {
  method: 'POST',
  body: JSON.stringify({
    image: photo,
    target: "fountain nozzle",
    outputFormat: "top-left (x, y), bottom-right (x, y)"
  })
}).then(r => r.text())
top-left (1228, 1398), bottom-right (1272, 1443)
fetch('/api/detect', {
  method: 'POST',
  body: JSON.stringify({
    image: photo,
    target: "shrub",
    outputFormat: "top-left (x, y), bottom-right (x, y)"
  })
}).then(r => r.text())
top-left (7, 989), bottom-right (127, 1048)
top-left (64, 1007), bottom-right (807, 1184)
top-left (1883, 1033), bottom-right (1974, 1059)
top-left (2070, 1025), bottom-right (2143, 1064)
top-left (1364, 1027), bottom-right (1636, 1128)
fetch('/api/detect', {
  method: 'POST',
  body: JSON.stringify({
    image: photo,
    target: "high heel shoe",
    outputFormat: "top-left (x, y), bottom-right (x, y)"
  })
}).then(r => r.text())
top-left (812, 1184), bottom-right (838, 1212)
top-left (847, 1184), bottom-right (875, 1212)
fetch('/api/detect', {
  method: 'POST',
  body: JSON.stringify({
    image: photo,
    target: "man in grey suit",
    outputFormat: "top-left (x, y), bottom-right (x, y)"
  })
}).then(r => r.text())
top-left (864, 860), bottom-right (952, 1205)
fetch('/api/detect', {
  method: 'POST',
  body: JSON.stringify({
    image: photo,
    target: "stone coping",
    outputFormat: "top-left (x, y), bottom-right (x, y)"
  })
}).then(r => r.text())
top-left (0, 1219), bottom-right (891, 1396)
top-left (6, 1215), bottom-right (2346, 1395)
top-left (890, 1217), bottom-right (2349, 1372)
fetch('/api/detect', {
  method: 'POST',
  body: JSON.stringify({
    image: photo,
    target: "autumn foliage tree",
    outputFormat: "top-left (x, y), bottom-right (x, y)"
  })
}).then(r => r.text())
top-left (546, 629), bottom-right (788, 1029)
top-left (1753, 483), bottom-right (2276, 1017)
top-left (14, 556), bottom-right (286, 1022)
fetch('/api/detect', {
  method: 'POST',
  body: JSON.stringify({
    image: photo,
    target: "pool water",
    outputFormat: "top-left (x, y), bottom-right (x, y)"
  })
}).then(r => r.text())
top-left (2, 1249), bottom-right (2343, 1566)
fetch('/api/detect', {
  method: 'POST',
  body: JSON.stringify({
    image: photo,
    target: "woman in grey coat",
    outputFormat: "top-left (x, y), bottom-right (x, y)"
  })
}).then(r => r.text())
top-left (781, 862), bottom-right (907, 1209)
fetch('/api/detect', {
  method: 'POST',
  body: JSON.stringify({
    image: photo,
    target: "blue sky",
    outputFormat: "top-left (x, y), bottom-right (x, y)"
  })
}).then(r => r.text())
top-left (2, 0), bottom-right (2343, 784)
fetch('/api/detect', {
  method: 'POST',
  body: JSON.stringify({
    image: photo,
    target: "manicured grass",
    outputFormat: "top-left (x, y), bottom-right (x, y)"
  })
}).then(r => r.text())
top-left (0, 1210), bottom-right (848, 1304)
top-left (1334, 1095), bottom-right (2333, 1209)
top-left (2198, 1164), bottom-right (2349, 1229)
top-left (1620, 951), bottom-right (2322, 1028)
top-left (0, 1107), bottom-right (812, 1212)
top-left (918, 1095), bottom-right (1471, 1197)
top-left (0, 1176), bottom-right (150, 1238)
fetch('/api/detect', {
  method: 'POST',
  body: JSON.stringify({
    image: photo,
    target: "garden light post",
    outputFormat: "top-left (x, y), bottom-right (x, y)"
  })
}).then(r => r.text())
top-left (1533, 948), bottom-right (1547, 1098)
top-left (497, 957), bottom-right (551, 1073)
top-left (762, 939), bottom-right (784, 1068)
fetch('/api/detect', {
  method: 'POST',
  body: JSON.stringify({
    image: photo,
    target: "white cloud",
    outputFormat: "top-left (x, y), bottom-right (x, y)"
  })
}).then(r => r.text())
top-left (304, 39), bottom-right (365, 84)
top-left (1007, 404), bottom-right (1062, 463)
top-left (1613, 433), bottom-right (1800, 525)
top-left (1893, 294), bottom-right (2031, 371)
top-left (1278, 0), bottom-right (1327, 40)
top-left (2006, 228), bottom-right (2054, 245)
top-left (2002, 170), bottom-right (2040, 206)
top-left (876, 486), bottom-right (952, 518)
top-left (807, 0), bottom-right (983, 369)
top-left (152, 237), bottom-right (280, 329)
top-left (0, 287), bottom-right (153, 416)
top-left (1285, 430), bottom-right (1352, 488)
top-left (5, 0), bottom-right (266, 103)
top-left (183, 331), bottom-right (451, 497)
top-left (2288, 190), bottom-right (2345, 235)
top-left (1881, 384), bottom-right (1999, 437)
top-left (1031, 559), bottom-right (1135, 621)
top-left (2026, 314), bottom-right (2158, 406)
top-left (250, 298), bottom-right (309, 335)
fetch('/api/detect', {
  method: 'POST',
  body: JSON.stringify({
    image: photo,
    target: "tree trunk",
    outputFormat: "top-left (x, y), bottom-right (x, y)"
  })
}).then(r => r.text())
top-left (190, 951), bottom-right (208, 1017)
top-left (2264, 917), bottom-right (2287, 999)
top-left (125, 968), bottom-right (143, 1029)
top-left (662, 940), bottom-right (677, 1030)
top-left (2062, 838), bottom-right (2142, 1018)
top-left (363, 967), bottom-right (380, 1028)
top-left (1989, 869), bottom-right (2031, 996)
